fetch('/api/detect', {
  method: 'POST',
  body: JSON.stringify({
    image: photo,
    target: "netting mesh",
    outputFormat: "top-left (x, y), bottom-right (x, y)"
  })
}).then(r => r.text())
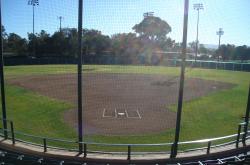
top-left (0, 0), bottom-right (250, 152)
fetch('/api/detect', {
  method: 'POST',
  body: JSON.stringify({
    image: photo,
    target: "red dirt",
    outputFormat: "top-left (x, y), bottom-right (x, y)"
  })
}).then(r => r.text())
top-left (7, 73), bottom-right (234, 135)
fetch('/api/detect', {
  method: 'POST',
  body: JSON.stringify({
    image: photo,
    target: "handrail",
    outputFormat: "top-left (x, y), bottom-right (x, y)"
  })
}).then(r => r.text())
top-left (0, 127), bottom-right (249, 149)
top-left (0, 119), bottom-right (249, 158)
top-left (179, 133), bottom-right (241, 145)
top-left (2, 127), bottom-right (246, 147)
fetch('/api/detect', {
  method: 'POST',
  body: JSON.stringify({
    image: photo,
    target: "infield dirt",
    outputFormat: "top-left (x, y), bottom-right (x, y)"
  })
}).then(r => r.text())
top-left (8, 73), bottom-right (234, 135)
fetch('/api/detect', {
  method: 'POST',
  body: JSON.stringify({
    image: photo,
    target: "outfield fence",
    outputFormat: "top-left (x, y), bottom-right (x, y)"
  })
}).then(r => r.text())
top-left (4, 56), bottom-right (250, 72)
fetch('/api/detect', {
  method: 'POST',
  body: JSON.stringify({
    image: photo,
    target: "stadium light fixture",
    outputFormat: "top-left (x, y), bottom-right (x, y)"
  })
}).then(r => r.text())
top-left (143, 12), bottom-right (154, 18)
top-left (193, 3), bottom-right (204, 62)
top-left (28, 0), bottom-right (39, 35)
top-left (216, 28), bottom-right (224, 61)
top-left (28, 0), bottom-right (39, 57)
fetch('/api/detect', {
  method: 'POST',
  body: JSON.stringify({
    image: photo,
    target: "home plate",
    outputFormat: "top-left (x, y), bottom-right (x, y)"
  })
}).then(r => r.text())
top-left (116, 108), bottom-right (127, 118)
top-left (118, 112), bottom-right (125, 116)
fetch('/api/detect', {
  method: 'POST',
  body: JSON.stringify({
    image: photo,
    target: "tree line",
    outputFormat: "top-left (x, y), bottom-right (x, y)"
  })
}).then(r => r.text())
top-left (2, 16), bottom-right (250, 65)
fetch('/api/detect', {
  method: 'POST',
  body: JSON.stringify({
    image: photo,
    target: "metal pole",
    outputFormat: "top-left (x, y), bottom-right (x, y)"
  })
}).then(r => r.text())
top-left (216, 28), bottom-right (223, 62)
top-left (0, 0), bottom-right (8, 139)
top-left (171, 0), bottom-right (189, 158)
top-left (243, 84), bottom-right (250, 145)
top-left (33, 5), bottom-right (34, 35)
top-left (32, 4), bottom-right (35, 57)
top-left (10, 121), bottom-right (15, 144)
top-left (127, 145), bottom-right (131, 161)
top-left (217, 35), bottom-right (221, 62)
top-left (43, 138), bottom-right (47, 152)
top-left (77, 0), bottom-right (83, 154)
top-left (58, 16), bottom-right (63, 32)
top-left (59, 18), bottom-right (62, 32)
top-left (194, 9), bottom-right (199, 62)
top-left (236, 124), bottom-right (242, 148)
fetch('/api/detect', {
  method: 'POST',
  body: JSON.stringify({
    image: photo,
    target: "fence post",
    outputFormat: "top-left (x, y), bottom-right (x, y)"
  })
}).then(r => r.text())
top-left (243, 85), bottom-right (250, 147)
top-left (236, 124), bottom-right (242, 148)
top-left (43, 138), bottom-right (47, 152)
top-left (83, 143), bottom-right (87, 158)
top-left (127, 145), bottom-right (131, 161)
top-left (206, 141), bottom-right (211, 154)
top-left (170, 143), bottom-right (178, 158)
top-left (77, 0), bottom-right (84, 154)
top-left (10, 121), bottom-right (15, 144)
top-left (0, 1), bottom-right (8, 140)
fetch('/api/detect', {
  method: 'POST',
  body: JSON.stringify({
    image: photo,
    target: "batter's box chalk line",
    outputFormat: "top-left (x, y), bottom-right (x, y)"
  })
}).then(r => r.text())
top-left (102, 108), bottom-right (141, 119)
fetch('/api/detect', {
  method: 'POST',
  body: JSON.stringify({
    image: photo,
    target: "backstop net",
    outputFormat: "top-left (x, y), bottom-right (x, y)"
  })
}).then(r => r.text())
top-left (1, 0), bottom-right (250, 153)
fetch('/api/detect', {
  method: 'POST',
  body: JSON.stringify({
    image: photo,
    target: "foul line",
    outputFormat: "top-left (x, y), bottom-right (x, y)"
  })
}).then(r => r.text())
top-left (114, 108), bottom-right (117, 118)
top-left (126, 109), bottom-right (142, 119)
top-left (102, 108), bottom-right (113, 118)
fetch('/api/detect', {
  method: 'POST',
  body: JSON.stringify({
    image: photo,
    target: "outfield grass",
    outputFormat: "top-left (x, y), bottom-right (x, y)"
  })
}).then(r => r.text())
top-left (1, 64), bottom-right (250, 151)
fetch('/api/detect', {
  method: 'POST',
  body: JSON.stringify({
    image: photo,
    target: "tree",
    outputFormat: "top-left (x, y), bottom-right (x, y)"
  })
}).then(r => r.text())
top-left (2, 25), bottom-right (8, 51)
top-left (36, 30), bottom-right (51, 57)
top-left (188, 41), bottom-right (196, 52)
top-left (111, 33), bottom-right (140, 64)
top-left (199, 44), bottom-right (208, 55)
top-left (132, 16), bottom-right (171, 41)
top-left (6, 33), bottom-right (27, 55)
top-left (234, 45), bottom-right (249, 62)
top-left (220, 44), bottom-right (235, 61)
top-left (82, 29), bottom-right (111, 55)
top-left (47, 28), bottom-right (77, 57)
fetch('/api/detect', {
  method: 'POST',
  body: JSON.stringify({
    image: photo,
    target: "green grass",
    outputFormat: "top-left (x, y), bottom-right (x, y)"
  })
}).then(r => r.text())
top-left (1, 64), bottom-right (250, 151)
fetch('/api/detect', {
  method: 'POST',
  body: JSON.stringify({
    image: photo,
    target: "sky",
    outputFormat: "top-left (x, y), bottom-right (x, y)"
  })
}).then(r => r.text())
top-left (2, 0), bottom-right (250, 46)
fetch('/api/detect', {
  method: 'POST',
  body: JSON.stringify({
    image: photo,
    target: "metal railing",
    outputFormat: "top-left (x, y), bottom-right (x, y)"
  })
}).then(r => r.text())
top-left (0, 118), bottom-right (249, 160)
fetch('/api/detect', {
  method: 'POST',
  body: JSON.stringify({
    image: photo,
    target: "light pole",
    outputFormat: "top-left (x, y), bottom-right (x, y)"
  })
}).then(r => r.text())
top-left (28, 0), bottom-right (39, 56)
top-left (28, 0), bottom-right (39, 35)
top-left (57, 16), bottom-right (64, 32)
top-left (193, 3), bottom-right (203, 62)
top-left (216, 28), bottom-right (224, 62)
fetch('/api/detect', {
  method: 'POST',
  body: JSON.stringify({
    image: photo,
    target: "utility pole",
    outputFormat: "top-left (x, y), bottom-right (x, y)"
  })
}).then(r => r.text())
top-left (57, 16), bottom-right (63, 32)
top-left (193, 3), bottom-right (203, 62)
top-left (216, 28), bottom-right (224, 62)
